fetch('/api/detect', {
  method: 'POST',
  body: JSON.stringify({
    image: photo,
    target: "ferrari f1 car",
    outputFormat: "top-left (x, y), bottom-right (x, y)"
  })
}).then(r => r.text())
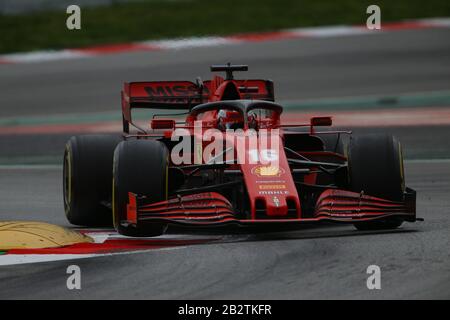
top-left (63, 64), bottom-right (417, 236)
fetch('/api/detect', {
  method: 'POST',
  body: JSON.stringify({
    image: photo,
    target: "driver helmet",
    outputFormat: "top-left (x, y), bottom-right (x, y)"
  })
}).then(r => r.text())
top-left (217, 109), bottom-right (243, 130)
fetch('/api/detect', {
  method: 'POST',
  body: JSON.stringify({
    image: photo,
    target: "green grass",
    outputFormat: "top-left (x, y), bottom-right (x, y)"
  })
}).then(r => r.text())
top-left (0, 0), bottom-right (449, 54)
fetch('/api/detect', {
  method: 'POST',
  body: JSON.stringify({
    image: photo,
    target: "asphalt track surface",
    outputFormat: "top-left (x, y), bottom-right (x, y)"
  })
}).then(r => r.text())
top-left (0, 161), bottom-right (450, 299)
top-left (1, 28), bottom-right (450, 118)
top-left (0, 28), bottom-right (450, 299)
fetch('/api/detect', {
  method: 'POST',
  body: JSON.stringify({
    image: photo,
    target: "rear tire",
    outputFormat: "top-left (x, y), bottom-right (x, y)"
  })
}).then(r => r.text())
top-left (63, 135), bottom-right (122, 226)
top-left (320, 132), bottom-right (345, 155)
top-left (113, 140), bottom-right (169, 237)
top-left (347, 134), bottom-right (405, 230)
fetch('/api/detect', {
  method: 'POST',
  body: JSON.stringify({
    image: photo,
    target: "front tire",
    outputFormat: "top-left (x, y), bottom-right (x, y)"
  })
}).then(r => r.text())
top-left (63, 135), bottom-right (122, 226)
top-left (347, 134), bottom-right (405, 230)
top-left (113, 139), bottom-right (169, 237)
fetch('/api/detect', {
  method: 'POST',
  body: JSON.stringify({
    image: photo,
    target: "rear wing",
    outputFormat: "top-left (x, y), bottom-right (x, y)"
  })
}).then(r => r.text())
top-left (121, 79), bottom-right (274, 133)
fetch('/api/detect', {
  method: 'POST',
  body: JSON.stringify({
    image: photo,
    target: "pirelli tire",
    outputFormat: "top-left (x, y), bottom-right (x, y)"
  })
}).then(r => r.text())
top-left (320, 132), bottom-right (345, 155)
top-left (347, 134), bottom-right (405, 231)
top-left (63, 135), bottom-right (122, 226)
top-left (113, 139), bottom-right (169, 237)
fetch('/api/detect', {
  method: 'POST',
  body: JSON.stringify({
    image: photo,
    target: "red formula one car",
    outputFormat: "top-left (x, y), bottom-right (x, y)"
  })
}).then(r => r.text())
top-left (63, 64), bottom-right (417, 236)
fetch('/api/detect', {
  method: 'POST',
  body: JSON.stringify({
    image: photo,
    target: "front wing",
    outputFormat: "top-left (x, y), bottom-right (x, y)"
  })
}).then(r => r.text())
top-left (122, 188), bottom-right (417, 227)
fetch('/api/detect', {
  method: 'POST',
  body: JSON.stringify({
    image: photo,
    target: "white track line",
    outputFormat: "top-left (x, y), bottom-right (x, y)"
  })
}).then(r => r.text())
top-left (0, 246), bottom-right (186, 266)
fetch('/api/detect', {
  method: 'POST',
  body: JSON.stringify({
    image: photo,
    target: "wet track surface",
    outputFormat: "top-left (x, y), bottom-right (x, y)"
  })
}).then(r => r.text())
top-left (0, 28), bottom-right (449, 299)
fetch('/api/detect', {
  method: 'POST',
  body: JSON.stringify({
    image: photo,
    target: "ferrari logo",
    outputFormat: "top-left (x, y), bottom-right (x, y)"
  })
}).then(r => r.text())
top-left (273, 196), bottom-right (280, 207)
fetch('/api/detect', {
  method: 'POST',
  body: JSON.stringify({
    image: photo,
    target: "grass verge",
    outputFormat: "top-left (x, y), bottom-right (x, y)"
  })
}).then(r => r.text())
top-left (1, 0), bottom-right (449, 54)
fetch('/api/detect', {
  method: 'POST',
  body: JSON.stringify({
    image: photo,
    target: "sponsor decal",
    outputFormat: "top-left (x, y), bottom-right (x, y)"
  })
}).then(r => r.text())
top-left (258, 190), bottom-right (289, 195)
top-left (326, 212), bottom-right (364, 217)
top-left (144, 85), bottom-right (202, 97)
top-left (258, 184), bottom-right (286, 190)
top-left (252, 165), bottom-right (285, 177)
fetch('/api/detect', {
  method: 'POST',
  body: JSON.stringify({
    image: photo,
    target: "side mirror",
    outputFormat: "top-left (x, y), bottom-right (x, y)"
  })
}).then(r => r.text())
top-left (310, 116), bottom-right (332, 127)
top-left (151, 119), bottom-right (175, 130)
